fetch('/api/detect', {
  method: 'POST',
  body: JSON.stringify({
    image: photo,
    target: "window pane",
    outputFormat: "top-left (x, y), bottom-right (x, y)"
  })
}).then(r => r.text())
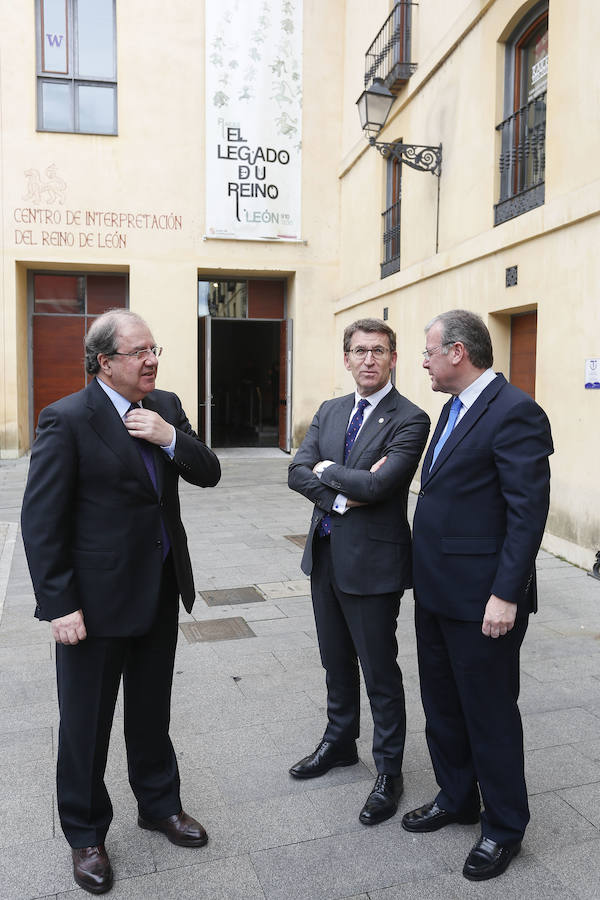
top-left (41, 0), bottom-right (69, 74)
top-left (76, 0), bottom-right (115, 78)
top-left (41, 80), bottom-right (73, 131)
top-left (34, 274), bottom-right (84, 314)
top-left (523, 22), bottom-right (548, 102)
top-left (207, 281), bottom-right (248, 318)
top-left (77, 83), bottom-right (116, 133)
top-left (87, 275), bottom-right (127, 314)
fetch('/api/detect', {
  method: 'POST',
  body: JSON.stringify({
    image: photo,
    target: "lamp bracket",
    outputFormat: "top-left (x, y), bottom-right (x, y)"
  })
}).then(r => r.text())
top-left (369, 138), bottom-right (442, 177)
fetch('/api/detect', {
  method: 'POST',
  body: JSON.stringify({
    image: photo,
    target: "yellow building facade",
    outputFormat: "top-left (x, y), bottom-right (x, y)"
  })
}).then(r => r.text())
top-left (1, 0), bottom-right (598, 570)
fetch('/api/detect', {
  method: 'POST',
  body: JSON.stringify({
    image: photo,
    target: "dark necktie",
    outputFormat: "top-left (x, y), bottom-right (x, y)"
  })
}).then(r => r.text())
top-left (127, 404), bottom-right (170, 559)
top-left (319, 398), bottom-right (370, 537)
top-left (430, 395), bottom-right (462, 471)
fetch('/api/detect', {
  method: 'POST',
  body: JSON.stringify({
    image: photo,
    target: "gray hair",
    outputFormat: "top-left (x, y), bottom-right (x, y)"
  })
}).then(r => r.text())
top-left (85, 309), bottom-right (148, 375)
top-left (343, 318), bottom-right (396, 353)
top-left (426, 309), bottom-right (493, 369)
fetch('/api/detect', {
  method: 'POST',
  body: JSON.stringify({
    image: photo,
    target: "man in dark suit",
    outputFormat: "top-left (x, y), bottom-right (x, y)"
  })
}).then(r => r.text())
top-left (21, 309), bottom-right (221, 894)
top-left (402, 309), bottom-right (553, 881)
top-left (288, 318), bottom-right (430, 826)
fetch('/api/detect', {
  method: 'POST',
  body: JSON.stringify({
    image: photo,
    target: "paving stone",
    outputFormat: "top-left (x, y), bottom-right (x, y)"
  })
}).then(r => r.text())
top-left (249, 615), bottom-right (317, 636)
top-left (274, 597), bottom-right (313, 617)
top-left (526, 790), bottom-right (600, 852)
top-left (0, 642), bottom-right (51, 668)
top-left (0, 726), bottom-right (53, 764)
top-left (539, 837), bottom-right (600, 899)
top-left (250, 827), bottom-right (448, 900)
top-left (153, 853), bottom-right (266, 898)
top-left (369, 858), bottom-right (579, 899)
top-left (522, 707), bottom-right (600, 750)
top-left (525, 745), bottom-right (600, 794)
top-left (257, 580), bottom-right (311, 600)
top-left (0, 755), bottom-right (57, 800)
top-left (557, 780), bottom-right (600, 828)
top-left (212, 752), bottom-right (372, 804)
top-left (0, 837), bottom-right (75, 899)
top-left (0, 794), bottom-right (54, 849)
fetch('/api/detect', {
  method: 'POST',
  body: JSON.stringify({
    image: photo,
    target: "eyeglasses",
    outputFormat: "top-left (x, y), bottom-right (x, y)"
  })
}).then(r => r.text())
top-left (347, 346), bottom-right (390, 360)
top-left (111, 346), bottom-right (163, 360)
top-left (422, 342), bottom-right (453, 360)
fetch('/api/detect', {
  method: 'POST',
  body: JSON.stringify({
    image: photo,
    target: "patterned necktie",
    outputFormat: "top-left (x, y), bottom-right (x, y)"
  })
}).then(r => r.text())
top-left (319, 398), bottom-right (370, 537)
top-left (430, 395), bottom-right (462, 471)
top-left (127, 404), bottom-right (170, 559)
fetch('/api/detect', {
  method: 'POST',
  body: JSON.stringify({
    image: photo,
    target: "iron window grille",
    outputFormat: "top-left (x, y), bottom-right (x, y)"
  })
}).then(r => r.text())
top-left (494, 92), bottom-right (546, 226)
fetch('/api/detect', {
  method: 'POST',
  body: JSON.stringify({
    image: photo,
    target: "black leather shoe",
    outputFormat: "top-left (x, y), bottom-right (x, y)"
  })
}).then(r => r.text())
top-left (463, 836), bottom-right (521, 880)
top-left (138, 809), bottom-right (208, 847)
top-left (359, 774), bottom-right (404, 826)
top-left (402, 799), bottom-right (480, 833)
top-left (71, 844), bottom-right (113, 895)
top-left (289, 739), bottom-right (358, 779)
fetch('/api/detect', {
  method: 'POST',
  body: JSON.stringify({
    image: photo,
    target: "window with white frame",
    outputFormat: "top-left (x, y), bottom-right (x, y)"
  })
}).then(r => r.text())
top-left (36, 0), bottom-right (117, 135)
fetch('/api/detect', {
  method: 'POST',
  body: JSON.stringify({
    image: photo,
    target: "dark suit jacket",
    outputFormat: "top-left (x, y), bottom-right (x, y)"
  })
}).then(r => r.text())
top-left (413, 374), bottom-right (553, 621)
top-left (21, 379), bottom-right (221, 636)
top-left (289, 387), bottom-right (430, 596)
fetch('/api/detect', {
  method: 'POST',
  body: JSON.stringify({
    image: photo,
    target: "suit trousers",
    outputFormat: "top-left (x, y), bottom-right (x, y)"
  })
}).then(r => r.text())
top-left (415, 602), bottom-right (529, 846)
top-left (55, 553), bottom-right (181, 848)
top-left (311, 538), bottom-right (405, 774)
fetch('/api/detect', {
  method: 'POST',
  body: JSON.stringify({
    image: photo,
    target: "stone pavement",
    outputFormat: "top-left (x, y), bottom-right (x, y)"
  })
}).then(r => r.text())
top-left (1, 449), bottom-right (600, 900)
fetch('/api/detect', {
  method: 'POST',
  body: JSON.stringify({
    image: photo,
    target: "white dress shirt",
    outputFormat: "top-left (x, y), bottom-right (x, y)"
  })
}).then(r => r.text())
top-left (95, 377), bottom-right (176, 458)
top-left (455, 368), bottom-right (497, 424)
top-left (315, 380), bottom-right (393, 515)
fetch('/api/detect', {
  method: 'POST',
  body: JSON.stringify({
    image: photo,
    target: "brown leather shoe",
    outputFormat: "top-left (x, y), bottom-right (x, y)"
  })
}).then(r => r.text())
top-left (71, 844), bottom-right (113, 894)
top-left (137, 809), bottom-right (208, 847)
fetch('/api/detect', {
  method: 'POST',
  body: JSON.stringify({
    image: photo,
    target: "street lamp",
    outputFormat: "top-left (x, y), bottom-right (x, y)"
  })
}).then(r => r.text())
top-left (356, 77), bottom-right (442, 177)
top-left (356, 77), bottom-right (395, 137)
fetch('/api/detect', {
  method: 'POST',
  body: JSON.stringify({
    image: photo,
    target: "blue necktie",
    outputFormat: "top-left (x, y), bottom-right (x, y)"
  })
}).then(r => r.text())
top-left (319, 398), bottom-right (370, 537)
top-left (127, 404), bottom-right (170, 559)
top-left (430, 395), bottom-right (462, 471)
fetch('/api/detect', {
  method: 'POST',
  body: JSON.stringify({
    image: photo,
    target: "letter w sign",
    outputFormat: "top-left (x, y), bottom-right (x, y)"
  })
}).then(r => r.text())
top-left (46, 33), bottom-right (64, 47)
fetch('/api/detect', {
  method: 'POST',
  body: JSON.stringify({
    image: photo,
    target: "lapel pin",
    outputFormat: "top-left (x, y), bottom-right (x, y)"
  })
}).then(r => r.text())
top-left (378, 417), bottom-right (384, 424)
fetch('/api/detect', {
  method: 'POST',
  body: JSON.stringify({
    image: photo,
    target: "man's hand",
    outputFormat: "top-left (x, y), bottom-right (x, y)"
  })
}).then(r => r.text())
top-left (125, 408), bottom-right (174, 446)
top-left (482, 594), bottom-right (517, 638)
top-left (51, 609), bottom-right (87, 645)
top-left (370, 456), bottom-right (387, 473)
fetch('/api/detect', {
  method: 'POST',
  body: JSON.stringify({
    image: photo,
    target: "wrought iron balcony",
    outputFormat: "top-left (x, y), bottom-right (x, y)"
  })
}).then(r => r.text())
top-left (494, 91), bottom-right (546, 226)
top-left (381, 199), bottom-right (402, 278)
top-left (365, 2), bottom-right (417, 93)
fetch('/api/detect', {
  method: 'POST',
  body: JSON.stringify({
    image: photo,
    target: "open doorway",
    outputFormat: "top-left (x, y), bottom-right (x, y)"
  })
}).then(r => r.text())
top-left (211, 319), bottom-right (280, 447)
top-left (198, 277), bottom-right (291, 449)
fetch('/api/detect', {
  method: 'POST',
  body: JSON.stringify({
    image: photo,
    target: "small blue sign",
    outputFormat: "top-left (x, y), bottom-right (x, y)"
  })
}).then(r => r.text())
top-left (585, 358), bottom-right (600, 389)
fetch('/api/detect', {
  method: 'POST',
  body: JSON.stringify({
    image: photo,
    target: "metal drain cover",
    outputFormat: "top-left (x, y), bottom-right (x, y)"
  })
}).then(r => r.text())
top-left (199, 586), bottom-right (266, 606)
top-left (180, 617), bottom-right (256, 643)
top-left (284, 534), bottom-right (308, 548)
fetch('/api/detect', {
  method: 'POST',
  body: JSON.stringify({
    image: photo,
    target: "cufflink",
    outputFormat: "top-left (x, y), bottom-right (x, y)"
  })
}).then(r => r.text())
top-left (378, 417), bottom-right (384, 424)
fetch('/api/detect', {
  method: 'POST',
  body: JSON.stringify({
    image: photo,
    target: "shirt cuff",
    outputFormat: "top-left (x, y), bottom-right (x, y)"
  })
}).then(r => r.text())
top-left (160, 426), bottom-right (176, 459)
top-left (313, 460), bottom-right (334, 478)
top-left (332, 493), bottom-right (348, 515)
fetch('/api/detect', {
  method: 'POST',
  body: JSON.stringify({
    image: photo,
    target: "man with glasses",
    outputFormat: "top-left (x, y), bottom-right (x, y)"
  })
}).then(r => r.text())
top-left (402, 309), bottom-right (553, 881)
top-left (288, 318), bottom-right (429, 826)
top-left (21, 309), bottom-right (221, 894)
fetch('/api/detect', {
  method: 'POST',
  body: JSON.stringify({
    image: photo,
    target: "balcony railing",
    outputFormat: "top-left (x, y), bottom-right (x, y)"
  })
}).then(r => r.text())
top-left (381, 199), bottom-right (402, 278)
top-left (494, 91), bottom-right (546, 226)
top-left (365, 2), bottom-right (417, 93)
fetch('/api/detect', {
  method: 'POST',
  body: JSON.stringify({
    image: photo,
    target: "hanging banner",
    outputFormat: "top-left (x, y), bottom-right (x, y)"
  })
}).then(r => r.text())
top-left (205, 0), bottom-right (303, 241)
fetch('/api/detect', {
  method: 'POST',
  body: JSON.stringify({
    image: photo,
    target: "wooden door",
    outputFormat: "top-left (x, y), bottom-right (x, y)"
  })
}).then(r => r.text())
top-left (510, 311), bottom-right (537, 399)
